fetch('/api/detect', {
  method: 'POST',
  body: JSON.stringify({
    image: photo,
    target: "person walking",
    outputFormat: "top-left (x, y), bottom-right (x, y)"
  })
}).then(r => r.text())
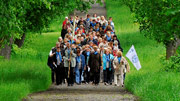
top-left (103, 48), bottom-right (114, 85)
top-left (48, 42), bottom-right (60, 83)
top-left (82, 46), bottom-right (91, 84)
top-left (52, 47), bottom-right (64, 85)
top-left (89, 46), bottom-right (102, 85)
top-left (113, 51), bottom-right (130, 87)
top-left (63, 42), bottom-right (77, 86)
top-left (75, 49), bottom-right (85, 85)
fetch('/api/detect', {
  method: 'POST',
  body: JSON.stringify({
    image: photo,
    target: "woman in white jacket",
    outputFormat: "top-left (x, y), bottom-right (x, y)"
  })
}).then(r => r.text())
top-left (113, 51), bottom-right (130, 87)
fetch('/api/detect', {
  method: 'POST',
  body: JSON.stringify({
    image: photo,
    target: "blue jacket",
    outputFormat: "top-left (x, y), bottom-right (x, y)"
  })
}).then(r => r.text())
top-left (103, 54), bottom-right (114, 71)
top-left (75, 54), bottom-right (86, 72)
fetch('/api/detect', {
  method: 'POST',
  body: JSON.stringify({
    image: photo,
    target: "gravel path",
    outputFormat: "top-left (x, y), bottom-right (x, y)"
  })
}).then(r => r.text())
top-left (23, 1), bottom-right (138, 101)
top-left (23, 83), bottom-right (137, 101)
top-left (72, 0), bottom-right (107, 17)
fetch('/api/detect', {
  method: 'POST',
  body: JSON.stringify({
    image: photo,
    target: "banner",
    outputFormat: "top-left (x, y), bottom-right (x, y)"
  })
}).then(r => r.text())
top-left (126, 45), bottom-right (141, 70)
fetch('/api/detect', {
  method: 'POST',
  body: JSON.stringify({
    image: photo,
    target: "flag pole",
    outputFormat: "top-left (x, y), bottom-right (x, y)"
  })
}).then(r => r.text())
top-left (72, 11), bottom-right (76, 39)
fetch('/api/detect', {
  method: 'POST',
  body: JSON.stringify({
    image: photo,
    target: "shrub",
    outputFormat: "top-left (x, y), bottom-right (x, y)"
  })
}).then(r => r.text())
top-left (163, 54), bottom-right (180, 72)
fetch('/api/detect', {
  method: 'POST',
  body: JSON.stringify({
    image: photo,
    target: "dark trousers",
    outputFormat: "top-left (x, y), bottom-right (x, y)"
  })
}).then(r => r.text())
top-left (85, 69), bottom-right (90, 83)
top-left (51, 70), bottom-right (55, 83)
top-left (123, 73), bottom-right (126, 80)
top-left (91, 70), bottom-right (100, 84)
top-left (65, 67), bottom-right (74, 85)
top-left (55, 65), bottom-right (64, 85)
top-left (49, 65), bottom-right (55, 83)
top-left (103, 69), bottom-right (112, 83)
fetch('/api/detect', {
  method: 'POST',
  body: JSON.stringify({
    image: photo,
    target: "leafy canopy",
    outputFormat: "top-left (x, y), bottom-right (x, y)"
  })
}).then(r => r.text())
top-left (123, 0), bottom-right (180, 45)
top-left (0, 0), bottom-right (99, 47)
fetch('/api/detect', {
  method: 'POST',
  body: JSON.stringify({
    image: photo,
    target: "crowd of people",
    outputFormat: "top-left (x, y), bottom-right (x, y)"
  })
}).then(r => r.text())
top-left (47, 13), bottom-right (130, 87)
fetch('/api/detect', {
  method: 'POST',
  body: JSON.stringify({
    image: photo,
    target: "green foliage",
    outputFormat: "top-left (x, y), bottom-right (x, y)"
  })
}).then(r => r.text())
top-left (122, 0), bottom-right (180, 45)
top-left (12, 44), bottom-right (38, 59)
top-left (0, 0), bottom-right (96, 47)
top-left (163, 54), bottom-right (180, 72)
top-left (106, 0), bottom-right (180, 100)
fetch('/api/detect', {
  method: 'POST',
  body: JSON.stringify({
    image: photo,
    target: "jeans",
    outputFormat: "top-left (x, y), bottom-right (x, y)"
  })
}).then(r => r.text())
top-left (75, 68), bottom-right (83, 84)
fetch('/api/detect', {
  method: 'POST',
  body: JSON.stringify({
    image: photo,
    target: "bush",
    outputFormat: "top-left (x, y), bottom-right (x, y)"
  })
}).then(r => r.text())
top-left (12, 44), bottom-right (38, 59)
top-left (163, 54), bottom-right (180, 72)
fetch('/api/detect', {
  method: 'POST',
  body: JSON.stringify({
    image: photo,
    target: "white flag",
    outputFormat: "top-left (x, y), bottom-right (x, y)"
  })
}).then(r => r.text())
top-left (126, 45), bottom-right (141, 70)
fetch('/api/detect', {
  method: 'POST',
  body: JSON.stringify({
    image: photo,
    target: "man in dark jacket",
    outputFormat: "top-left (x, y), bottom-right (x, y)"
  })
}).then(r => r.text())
top-left (88, 46), bottom-right (102, 85)
top-left (47, 42), bottom-right (60, 83)
top-left (52, 47), bottom-right (64, 85)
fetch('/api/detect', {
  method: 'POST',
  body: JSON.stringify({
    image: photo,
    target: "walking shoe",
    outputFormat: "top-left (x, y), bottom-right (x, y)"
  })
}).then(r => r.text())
top-left (95, 83), bottom-right (99, 86)
top-left (104, 82), bottom-right (108, 86)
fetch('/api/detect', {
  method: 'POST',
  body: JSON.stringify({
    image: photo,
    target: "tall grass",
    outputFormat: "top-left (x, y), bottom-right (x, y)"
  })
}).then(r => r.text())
top-left (0, 16), bottom-right (62, 100)
top-left (106, 0), bottom-right (180, 100)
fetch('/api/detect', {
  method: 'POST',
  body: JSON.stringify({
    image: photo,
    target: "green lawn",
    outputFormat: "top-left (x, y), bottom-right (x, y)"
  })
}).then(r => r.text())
top-left (106, 0), bottom-right (180, 101)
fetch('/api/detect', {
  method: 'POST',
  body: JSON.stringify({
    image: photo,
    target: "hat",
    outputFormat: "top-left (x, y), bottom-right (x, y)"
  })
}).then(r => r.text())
top-left (65, 16), bottom-right (68, 19)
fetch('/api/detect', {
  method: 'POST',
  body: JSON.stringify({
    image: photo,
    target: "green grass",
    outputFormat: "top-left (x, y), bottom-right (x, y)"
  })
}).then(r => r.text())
top-left (106, 0), bottom-right (180, 101)
top-left (0, 16), bottom-right (62, 100)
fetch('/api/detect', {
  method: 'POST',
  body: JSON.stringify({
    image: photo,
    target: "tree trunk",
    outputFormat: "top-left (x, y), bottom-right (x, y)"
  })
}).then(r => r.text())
top-left (166, 38), bottom-right (180, 59)
top-left (15, 33), bottom-right (26, 48)
top-left (0, 38), bottom-right (13, 59)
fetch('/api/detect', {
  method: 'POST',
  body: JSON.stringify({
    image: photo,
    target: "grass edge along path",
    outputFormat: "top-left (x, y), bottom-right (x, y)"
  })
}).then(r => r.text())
top-left (0, 20), bottom-right (63, 101)
top-left (106, 0), bottom-right (180, 101)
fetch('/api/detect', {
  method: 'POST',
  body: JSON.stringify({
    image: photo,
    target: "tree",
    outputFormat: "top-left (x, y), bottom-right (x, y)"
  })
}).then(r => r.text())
top-left (0, 0), bottom-right (100, 59)
top-left (123, 0), bottom-right (180, 59)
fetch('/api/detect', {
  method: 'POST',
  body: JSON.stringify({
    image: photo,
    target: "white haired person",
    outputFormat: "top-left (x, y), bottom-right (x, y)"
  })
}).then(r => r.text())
top-left (58, 37), bottom-right (63, 44)
top-left (113, 51), bottom-right (130, 87)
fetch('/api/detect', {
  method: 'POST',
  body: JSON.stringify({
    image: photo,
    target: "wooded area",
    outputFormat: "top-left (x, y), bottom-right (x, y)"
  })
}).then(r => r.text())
top-left (0, 0), bottom-right (101, 59)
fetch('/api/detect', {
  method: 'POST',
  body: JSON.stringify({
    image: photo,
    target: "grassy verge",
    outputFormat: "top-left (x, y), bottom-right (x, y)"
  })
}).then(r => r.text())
top-left (0, 18), bottom-right (62, 100)
top-left (106, 0), bottom-right (180, 100)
